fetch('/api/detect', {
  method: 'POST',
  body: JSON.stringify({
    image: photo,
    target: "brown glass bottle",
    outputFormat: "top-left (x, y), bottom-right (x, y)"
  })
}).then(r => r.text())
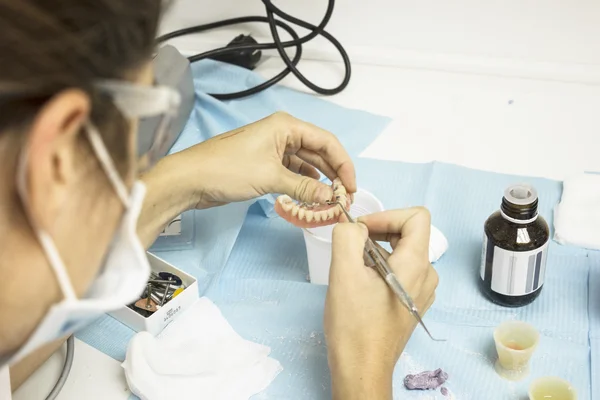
top-left (479, 184), bottom-right (550, 307)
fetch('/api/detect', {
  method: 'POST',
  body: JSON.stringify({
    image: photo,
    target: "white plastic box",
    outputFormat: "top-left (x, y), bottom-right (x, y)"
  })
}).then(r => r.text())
top-left (149, 211), bottom-right (196, 251)
top-left (108, 252), bottom-right (198, 336)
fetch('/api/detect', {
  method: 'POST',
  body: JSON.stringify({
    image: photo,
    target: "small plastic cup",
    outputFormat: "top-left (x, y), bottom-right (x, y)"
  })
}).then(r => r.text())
top-left (528, 377), bottom-right (577, 400)
top-left (493, 320), bottom-right (540, 380)
top-left (302, 189), bottom-right (384, 285)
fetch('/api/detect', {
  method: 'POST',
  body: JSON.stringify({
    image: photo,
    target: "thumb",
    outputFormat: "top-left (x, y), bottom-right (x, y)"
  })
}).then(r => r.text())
top-left (330, 222), bottom-right (369, 280)
top-left (278, 168), bottom-right (333, 204)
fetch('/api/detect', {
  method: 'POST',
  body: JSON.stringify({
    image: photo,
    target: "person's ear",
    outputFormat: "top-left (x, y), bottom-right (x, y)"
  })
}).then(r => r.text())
top-left (22, 89), bottom-right (90, 228)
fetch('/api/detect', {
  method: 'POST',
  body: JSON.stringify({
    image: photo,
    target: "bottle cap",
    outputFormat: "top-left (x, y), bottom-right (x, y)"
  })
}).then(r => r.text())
top-left (504, 184), bottom-right (538, 206)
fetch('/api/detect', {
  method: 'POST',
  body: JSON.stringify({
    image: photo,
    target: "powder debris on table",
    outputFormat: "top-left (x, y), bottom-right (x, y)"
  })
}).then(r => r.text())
top-left (403, 368), bottom-right (448, 390)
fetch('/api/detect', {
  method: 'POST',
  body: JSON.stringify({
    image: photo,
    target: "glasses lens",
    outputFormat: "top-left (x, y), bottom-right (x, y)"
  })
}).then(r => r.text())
top-left (136, 113), bottom-right (175, 172)
top-left (136, 115), bottom-right (159, 158)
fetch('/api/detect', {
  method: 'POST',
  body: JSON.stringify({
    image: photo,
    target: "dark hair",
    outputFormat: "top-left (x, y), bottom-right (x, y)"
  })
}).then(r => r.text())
top-left (0, 0), bottom-right (165, 170)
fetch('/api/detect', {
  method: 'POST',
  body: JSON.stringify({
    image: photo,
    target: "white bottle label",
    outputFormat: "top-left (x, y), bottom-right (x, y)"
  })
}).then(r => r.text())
top-left (481, 237), bottom-right (549, 296)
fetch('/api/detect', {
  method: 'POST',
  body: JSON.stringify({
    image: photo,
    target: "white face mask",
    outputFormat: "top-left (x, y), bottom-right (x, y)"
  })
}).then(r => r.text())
top-left (5, 123), bottom-right (151, 367)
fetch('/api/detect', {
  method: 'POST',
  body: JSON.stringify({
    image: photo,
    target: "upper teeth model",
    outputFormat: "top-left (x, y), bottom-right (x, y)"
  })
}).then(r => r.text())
top-left (274, 177), bottom-right (352, 228)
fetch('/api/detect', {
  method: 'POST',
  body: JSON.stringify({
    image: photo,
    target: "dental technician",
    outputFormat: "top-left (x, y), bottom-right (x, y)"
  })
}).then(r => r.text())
top-left (0, 1), bottom-right (438, 399)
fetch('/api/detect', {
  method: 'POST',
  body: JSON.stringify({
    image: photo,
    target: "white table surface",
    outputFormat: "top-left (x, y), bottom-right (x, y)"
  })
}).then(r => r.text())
top-left (13, 53), bottom-right (600, 399)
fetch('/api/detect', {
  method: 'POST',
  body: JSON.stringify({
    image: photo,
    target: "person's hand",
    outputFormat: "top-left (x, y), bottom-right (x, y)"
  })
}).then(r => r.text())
top-left (171, 112), bottom-right (356, 209)
top-left (324, 207), bottom-right (438, 400)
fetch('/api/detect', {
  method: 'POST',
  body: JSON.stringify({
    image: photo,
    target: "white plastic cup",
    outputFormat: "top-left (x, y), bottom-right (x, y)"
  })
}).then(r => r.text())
top-left (493, 320), bottom-right (540, 381)
top-left (302, 189), bottom-right (385, 285)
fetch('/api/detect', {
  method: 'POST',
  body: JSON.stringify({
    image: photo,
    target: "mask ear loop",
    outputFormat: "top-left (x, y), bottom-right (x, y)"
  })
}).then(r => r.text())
top-left (83, 121), bottom-right (130, 207)
top-left (15, 143), bottom-right (78, 301)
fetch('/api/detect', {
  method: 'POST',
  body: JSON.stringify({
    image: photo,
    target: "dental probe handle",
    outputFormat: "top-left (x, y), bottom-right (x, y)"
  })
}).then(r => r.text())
top-left (363, 238), bottom-right (414, 307)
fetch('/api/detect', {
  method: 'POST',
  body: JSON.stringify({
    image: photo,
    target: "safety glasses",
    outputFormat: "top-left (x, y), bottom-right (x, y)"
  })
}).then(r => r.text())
top-left (0, 78), bottom-right (181, 172)
top-left (95, 79), bottom-right (181, 172)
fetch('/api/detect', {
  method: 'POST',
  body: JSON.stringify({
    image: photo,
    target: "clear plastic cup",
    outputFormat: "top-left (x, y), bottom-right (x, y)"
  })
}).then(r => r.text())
top-left (493, 320), bottom-right (540, 381)
top-left (528, 377), bottom-right (577, 400)
top-left (302, 189), bottom-right (384, 285)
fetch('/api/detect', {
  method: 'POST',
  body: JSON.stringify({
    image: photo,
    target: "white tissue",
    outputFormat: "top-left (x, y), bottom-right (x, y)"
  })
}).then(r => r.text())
top-left (554, 173), bottom-right (600, 250)
top-left (122, 297), bottom-right (282, 400)
top-left (429, 225), bottom-right (449, 263)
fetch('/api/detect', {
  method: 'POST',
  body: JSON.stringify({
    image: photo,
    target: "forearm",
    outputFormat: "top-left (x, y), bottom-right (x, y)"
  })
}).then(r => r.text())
top-left (330, 359), bottom-right (394, 400)
top-left (137, 152), bottom-right (200, 248)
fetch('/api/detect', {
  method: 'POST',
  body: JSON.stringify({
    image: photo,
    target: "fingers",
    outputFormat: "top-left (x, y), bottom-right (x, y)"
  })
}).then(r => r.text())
top-left (423, 291), bottom-right (436, 313)
top-left (362, 240), bottom-right (391, 267)
top-left (275, 112), bottom-right (357, 193)
top-left (294, 148), bottom-right (337, 180)
top-left (277, 168), bottom-right (333, 204)
top-left (356, 208), bottom-right (432, 294)
top-left (357, 208), bottom-right (431, 255)
top-left (420, 268), bottom-right (439, 312)
top-left (373, 241), bottom-right (391, 261)
top-left (330, 222), bottom-right (369, 282)
top-left (283, 155), bottom-right (321, 180)
top-left (300, 163), bottom-right (321, 180)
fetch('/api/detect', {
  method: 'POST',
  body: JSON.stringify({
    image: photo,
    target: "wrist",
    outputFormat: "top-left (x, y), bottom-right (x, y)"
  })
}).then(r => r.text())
top-left (329, 353), bottom-right (395, 400)
top-left (138, 153), bottom-right (200, 247)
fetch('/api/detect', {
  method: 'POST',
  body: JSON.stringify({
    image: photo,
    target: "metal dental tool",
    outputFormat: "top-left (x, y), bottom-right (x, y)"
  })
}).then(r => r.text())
top-left (327, 200), bottom-right (445, 342)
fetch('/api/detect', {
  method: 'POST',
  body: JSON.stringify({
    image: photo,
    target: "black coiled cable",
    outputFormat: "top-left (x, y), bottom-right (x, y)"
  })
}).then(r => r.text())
top-left (156, 0), bottom-right (351, 100)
